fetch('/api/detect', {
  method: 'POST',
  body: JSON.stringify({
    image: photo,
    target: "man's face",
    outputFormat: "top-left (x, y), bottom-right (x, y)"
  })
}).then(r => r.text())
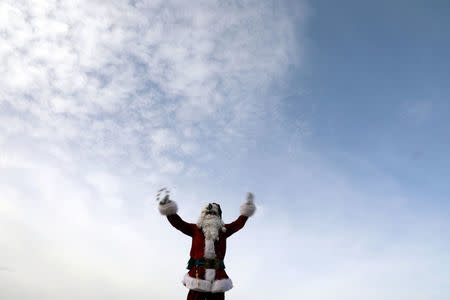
top-left (203, 203), bottom-right (221, 218)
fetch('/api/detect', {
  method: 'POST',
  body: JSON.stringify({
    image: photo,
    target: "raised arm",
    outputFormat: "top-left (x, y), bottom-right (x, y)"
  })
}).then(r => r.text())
top-left (158, 198), bottom-right (195, 237)
top-left (225, 192), bottom-right (256, 238)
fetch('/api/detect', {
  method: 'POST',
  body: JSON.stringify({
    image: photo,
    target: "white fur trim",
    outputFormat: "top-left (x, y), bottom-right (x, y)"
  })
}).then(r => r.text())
top-left (183, 274), bottom-right (233, 293)
top-left (158, 201), bottom-right (178, 215)
top-left (240, 201), bottom-right (256, 217)
top-left (204, 239), bottom-right (216, 258)
top-left (205, 269), bottom-right (216, 282)
top-left (211, 278), bottom-right (233, 293)
top-left (182, 274), bottom-right (212, 292)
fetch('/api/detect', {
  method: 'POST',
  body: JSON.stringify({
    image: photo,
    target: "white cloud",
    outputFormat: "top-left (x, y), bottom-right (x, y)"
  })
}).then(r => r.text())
top-left (0, 1), bottom-right (307, 299)
top-left (150, 128), bottom-right (179, 154)
top-left (0, 0), bottom-right (306, 173)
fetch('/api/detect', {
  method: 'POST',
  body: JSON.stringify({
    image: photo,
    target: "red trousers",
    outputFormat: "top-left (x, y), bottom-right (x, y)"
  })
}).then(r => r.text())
top-left (187, 290), bottom-right (225, 300)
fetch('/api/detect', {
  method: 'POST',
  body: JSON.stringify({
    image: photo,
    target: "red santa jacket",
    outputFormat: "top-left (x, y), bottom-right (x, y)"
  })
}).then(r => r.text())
top-left (159, 200), bottom-right (256, 293)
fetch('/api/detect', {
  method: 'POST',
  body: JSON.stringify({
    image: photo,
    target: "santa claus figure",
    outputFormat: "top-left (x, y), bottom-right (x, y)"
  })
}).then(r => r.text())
top-left (158, 192), bottom-right (256, 300)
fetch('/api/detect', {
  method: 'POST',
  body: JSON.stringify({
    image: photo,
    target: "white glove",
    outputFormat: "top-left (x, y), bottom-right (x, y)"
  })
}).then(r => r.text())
top-left (157, 188), bottom-right (178, 216)
top-left (241, 192), bottom-right (256, 217)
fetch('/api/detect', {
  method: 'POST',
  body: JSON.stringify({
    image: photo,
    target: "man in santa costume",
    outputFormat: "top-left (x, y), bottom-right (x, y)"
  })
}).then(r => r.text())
top-left (158, 192), bottom-right (256, 300)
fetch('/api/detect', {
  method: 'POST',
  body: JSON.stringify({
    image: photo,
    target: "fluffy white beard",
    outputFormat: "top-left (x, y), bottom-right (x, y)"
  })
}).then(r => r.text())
top-left (197, 214), bottom-right (225, 241)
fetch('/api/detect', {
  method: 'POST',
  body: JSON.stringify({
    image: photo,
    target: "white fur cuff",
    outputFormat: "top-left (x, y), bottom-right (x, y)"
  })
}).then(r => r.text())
top-left (211, 278), bottom-right (233, 293)
top-left (182, 274), bottom-right (233, 293)
top-left (158, 200), bottom-right (178, 216)
top-left (240, 202), bottom-right (256, 217)
top-left (182, 274), bottom-right (212, 292)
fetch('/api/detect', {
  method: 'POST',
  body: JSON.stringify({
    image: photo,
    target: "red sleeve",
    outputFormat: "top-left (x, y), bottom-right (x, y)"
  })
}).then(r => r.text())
top-left (224, 215), bottom-right (248, 238)
top-left (167, 214), bottom-right (195, 237)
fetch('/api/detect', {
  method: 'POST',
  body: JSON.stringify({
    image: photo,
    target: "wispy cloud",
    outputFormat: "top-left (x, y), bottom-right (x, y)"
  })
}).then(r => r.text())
top-left (0, 0), bottom-right (305, 176)
top-left (0, 1), bottom-right (307, 299)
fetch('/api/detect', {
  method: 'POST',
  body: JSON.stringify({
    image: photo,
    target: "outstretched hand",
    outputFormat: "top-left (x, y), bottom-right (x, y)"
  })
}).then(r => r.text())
top-left (240, 192), bottom-right (256, 217)
top-left (156, 187), bottom-right (178, 216)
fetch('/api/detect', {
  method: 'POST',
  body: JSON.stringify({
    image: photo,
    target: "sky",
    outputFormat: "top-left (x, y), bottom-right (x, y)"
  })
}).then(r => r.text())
top-left (0, 0), bottom-right (449, 299)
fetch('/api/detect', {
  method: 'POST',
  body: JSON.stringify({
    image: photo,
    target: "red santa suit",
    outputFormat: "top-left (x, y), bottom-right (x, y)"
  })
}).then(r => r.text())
top-left (158, 199), bottom-right (256, 297)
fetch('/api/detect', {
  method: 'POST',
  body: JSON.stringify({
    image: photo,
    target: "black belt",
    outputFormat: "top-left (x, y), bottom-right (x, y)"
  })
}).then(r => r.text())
top-left (187, 258), bottom-right (226, 270)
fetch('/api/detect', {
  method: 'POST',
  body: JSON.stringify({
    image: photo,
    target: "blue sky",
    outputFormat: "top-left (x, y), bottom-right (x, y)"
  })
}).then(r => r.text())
top-left (0, 0), bottom-right (449, 299)
top-left (305, 0), bottom-right (450, 197)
